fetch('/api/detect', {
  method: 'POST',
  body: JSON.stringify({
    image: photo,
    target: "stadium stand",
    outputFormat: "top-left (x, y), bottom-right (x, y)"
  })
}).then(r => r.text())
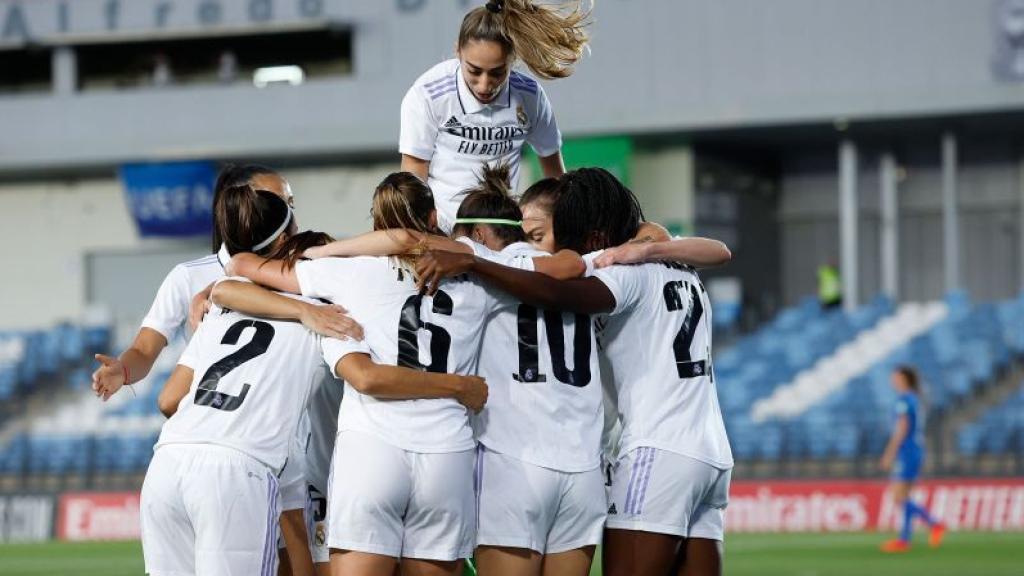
top-left (2, 289), bottom-right (1022, 488)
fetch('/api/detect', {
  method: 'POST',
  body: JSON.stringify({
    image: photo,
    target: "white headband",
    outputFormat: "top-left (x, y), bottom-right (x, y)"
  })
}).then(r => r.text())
top-left (252, 208), bottom-right (293, 251)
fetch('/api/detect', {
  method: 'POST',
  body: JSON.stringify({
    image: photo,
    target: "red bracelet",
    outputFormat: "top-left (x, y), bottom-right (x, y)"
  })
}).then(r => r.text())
top-left (122, 363), bottom-right (131, 386)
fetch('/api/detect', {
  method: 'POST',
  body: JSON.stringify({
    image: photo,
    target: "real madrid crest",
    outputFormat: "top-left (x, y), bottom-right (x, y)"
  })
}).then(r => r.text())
top-left (516, 104), bottom-right (528, 127)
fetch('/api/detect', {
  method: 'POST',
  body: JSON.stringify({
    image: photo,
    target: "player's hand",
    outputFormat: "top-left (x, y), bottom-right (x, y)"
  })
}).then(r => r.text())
top-left (303, 245), bottom-right (327, 259)
top-left (453, 375), bottom-right (488, 413)
top-left (415, 250), bottom-right (475, 295)
top-left (92, 353), bottom-right (125, 401)
top-left (594, 243), bottom-right (651, 269)
top-left (189, 283), bottom-right (215, 331)
top-left (299, 302), bottom-right (364, 341)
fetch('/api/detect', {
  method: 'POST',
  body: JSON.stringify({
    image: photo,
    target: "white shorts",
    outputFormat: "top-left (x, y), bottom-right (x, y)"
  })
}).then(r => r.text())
top-left (306, 483), bottom-right (329, 564)
top-left (605, 447), bottom-right (731, 541)
top-left (141, 444), bottom-right (281, 576)
top-left (327, 430), bottom-right (476, 561)
top-left (280, 421), bottom-right (310, 512)
top-left (476, 446), bottom-right (606, 554)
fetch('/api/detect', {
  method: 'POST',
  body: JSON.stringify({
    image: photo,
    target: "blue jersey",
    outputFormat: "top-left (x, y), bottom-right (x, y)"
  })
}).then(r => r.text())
top-left (895, 393), bottom-right (924, 457)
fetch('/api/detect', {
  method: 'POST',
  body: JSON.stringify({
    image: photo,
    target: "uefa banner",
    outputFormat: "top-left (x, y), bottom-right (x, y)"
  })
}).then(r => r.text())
top-left (56, 492), bottom-right (140, 541)
top-left (119, 160), bottom-right (217, 238)
top-left (727, 478), bottom-right (1024, 533)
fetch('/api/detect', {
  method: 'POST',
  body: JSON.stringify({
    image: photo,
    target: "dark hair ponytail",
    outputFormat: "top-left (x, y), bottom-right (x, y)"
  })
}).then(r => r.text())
top-left (895, 365), bottom-right (922, 395)
top-left (552, 167), bottom-right (643, 253)
top-left (519, 176), bottom-right (562, 214)
top-left (211, 163), bottom-right (280, 251)
top-left (262, 230), bottom-right (335, 271)
top-left (215, 185), bottom-right (292, 257)
top-left (453, 162), bottom-right (526, 247)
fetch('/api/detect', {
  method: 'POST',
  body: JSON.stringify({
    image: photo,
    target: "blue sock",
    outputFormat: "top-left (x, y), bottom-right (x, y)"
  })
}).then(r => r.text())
top-left (907, 501), bottom-right (937, 526)
top-left (900, 501), bottom-right (915, 542)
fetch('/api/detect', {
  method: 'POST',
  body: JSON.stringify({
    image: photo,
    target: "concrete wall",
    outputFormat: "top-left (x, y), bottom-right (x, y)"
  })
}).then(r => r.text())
top-left (2, 0), bottom-right (1024, 172)
top-left (0, 161), bottom-right (394, 330)
top-left (778, 140), bottom-right (1022, 305)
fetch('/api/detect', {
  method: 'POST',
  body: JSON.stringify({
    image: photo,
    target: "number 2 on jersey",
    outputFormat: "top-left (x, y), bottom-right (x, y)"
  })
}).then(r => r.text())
top-left (663, 281), bottom-right (709, 380)
top-left (194, 319), bottom-right (275, 412)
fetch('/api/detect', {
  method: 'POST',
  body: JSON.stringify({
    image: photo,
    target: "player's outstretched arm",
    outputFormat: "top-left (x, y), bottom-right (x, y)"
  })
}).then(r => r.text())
top-left (157, 364), bottom-right (194, 418)
top-left (335, 353), bottom-right (488, 412)
top-left (634, 221), bottom-right (672, 243)
top-left (226, 253), bottom-right (301, 293)
top-left (594, 236), bottom-right (732, 270)
top-left (210, 280), bottom-right (363, 341)
top-left (304, 229), bottom-right (471, 259)
top-left (532, 249), bottom-right (586, 280)
top-left (92, 328), bottom-right (167, 401)
top-left (415, 250), bottom-right (615, 315)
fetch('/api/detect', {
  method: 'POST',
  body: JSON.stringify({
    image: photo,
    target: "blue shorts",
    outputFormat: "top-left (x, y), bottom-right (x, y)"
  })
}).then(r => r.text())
top-left (892, 450), bottom-right (923, 482)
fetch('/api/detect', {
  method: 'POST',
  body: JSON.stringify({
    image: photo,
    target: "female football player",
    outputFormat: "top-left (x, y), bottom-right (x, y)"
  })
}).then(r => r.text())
top-left (150, 186), bottom-right (486, 576)
top-left (416, 168), bottom-right (734, 576)
top-left (226, 172), bottom-right (501, 576)
top-left (93, 166), bottom-right (355, 576)
top-left (879, 366), bottom-right (945, 553)
top-left (399, 0), bottom-right (590, 232)
top-left (141, 190), bottom-right (338, 576)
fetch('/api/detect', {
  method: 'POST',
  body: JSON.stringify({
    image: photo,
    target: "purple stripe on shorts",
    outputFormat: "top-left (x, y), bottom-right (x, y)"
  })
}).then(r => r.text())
top-left (623, 448), bottom-right (645, 516)
top-left (626, 449), bottom-right (647, 514)
top-left (474, 446), bottom-right (485, 525)
top-left (261, 473), bottom-right (274, 576)
top-left (629, 448), bottom-right (654, 514)
top-left (635, 449), bottom-right (657, 515)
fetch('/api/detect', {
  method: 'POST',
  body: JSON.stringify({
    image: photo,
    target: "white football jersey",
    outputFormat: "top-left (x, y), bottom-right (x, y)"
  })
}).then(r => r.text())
top-left (591, 261), bottom-right (734, 470)
top-left (467, 240), bottom-right (604, 473)
top-left (296, 256), bottom-right (497, 453)
top-left (400, 59), bottom-right (562, 232)
top-left (156, 286), bottom-right (326, 473)
top-left (141, 247), bottom-right (229, 342)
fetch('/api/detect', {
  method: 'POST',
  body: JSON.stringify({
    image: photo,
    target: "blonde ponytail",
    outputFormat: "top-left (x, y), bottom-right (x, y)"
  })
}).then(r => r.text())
top-left (459, 1), bottom-right (591, 80)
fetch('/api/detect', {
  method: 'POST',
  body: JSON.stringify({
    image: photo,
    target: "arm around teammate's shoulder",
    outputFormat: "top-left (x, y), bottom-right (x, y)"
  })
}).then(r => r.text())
top-left (210, 279), bottom-right (363, 341)
top-left (225, 253), bottom-right (300, 293)
top-left (595, 236), bottom-right (732, 270)
top-left (532, 249), bottom-right (585, 280)
top-left (415, 250), bottom-right (615, 315)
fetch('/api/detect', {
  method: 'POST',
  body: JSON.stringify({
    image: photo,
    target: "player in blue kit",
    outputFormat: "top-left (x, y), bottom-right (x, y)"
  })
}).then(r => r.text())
top-left (879, 366), bottom-right (946, 553)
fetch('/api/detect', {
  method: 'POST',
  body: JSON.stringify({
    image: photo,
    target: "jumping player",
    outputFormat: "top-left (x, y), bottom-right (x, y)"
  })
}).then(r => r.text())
top-left (879, 366), bottom-right (946, 553)
top-left (400, 0), bottom-right (590, 232)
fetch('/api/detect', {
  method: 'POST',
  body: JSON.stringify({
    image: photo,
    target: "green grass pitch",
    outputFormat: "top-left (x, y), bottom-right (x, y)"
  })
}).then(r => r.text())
top-left (1, 532), bottom-right (1022, 575)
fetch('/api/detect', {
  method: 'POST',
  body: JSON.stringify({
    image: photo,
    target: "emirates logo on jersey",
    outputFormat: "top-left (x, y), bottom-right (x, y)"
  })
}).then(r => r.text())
top-left (445, 124), bottom-right (527, 141)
